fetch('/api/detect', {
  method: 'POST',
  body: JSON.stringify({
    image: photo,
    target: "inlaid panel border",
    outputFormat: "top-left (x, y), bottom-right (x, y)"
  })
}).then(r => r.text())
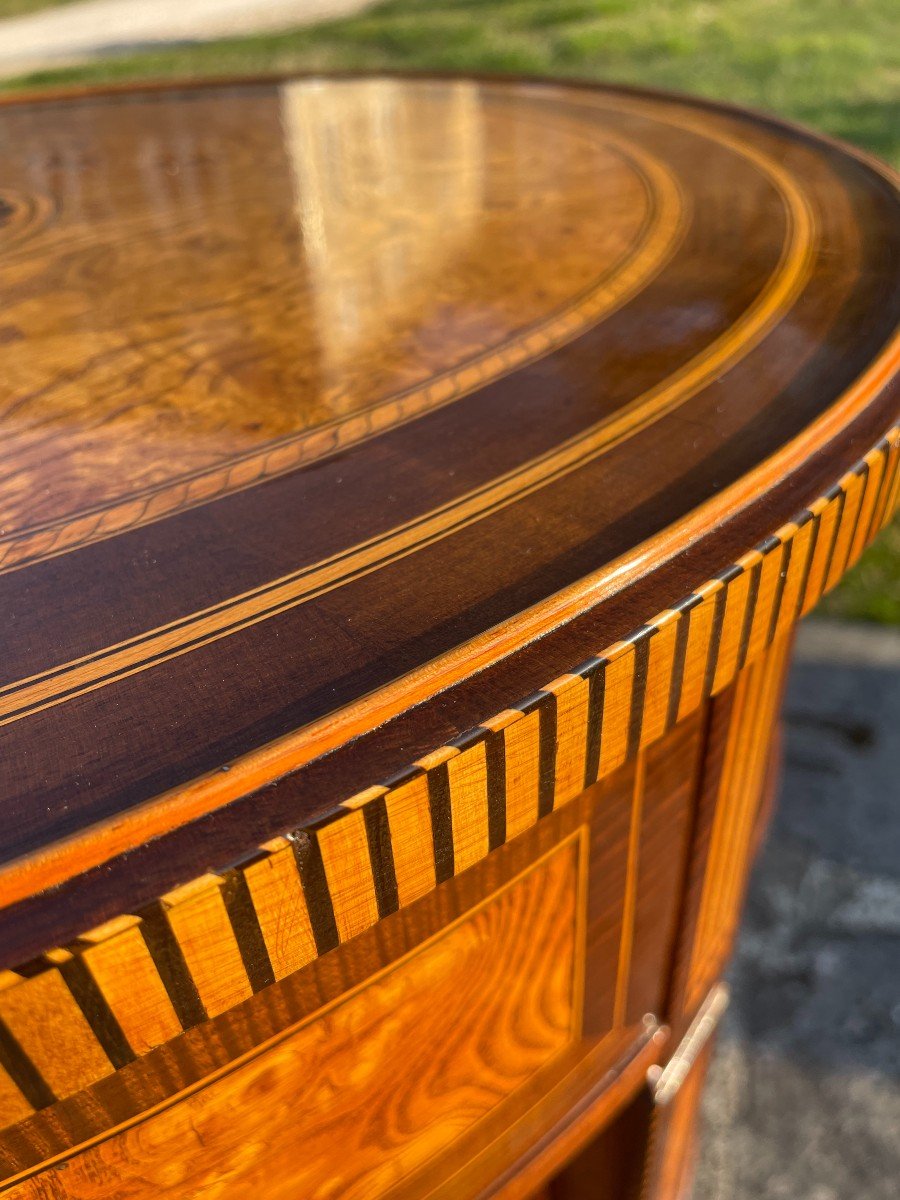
top-left (0, 424), bottom-right (897, 1136)
top-left (0, 823), bottom-right (592, 1186)
top-left (0, 80), bottom-right (808, 575)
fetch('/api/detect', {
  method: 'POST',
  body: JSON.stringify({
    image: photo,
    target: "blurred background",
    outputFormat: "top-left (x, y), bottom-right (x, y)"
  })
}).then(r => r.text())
top-left (1, 3), bottom-right (895, 1196)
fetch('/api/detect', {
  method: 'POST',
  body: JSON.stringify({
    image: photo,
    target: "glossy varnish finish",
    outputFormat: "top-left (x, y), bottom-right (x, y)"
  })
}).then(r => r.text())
top-left (0, 73), bottom-right (898, 1199)
top-left (0, 755), bottom-right (669, 1190)
top-left (6, 836), bottom-right (585, 1199)
top-left (0, 667), bottom-right (772, 1197)
top-left (0, 426), bottom-right (895, 974)
top-left (0, 76), bottom-right (898, 953)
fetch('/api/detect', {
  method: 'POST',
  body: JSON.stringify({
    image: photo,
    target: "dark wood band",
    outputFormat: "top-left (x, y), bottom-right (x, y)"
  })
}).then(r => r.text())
top-left (0, 427), bottom-right (894, 1150)
top-left (0, 72), bottom-right (897, 979)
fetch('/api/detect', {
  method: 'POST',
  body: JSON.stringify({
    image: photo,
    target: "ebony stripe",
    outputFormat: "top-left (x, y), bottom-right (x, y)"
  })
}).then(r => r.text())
top-left (448, 726), bottom-right (489, 752)
top-left (626, 628), bottom-right (656, 758)
top-left (291, 833), bottom-right (340, 955)
top-left (864, 455), bottom-right (888, 546)
top-left (582, 657), bottom-right (607, 789)
top-left (736, 558), bottom-right (762, 673)
top-left (484, 730), bottom-right (507, 850)
top-left (536, 693), bottom-right (558, 818)
top-left (891, 456), bottom-right (900, 516)
top-left (220, 870), bottom-right (275, 991)
top-left (717, 563), bottom-right (746, 584)
top-left (139, 907), bottom-right (206, 1028)
top-left (0, 1018), bottom-right (54, 1110)
top-left (887, 452), bottom-right (900, 520)
top-left (380, 763), bottom-right (425, 791)
top-left (793, 510), bottom-right (820, 623)
top-left (515, 689), bottom-right (549, 715)
top-left (829, 466), bottom-right (866, 585)
top-left (702, 577), bottom-right (733, 699)
top-left (361, 796), bottom-right (400, 918)
top-left (57, 955), bottom-right (134, 1068)
top-left (665, 595), bottom-right (701, 732)
top-left (766, 538), bottom-right (792, 647)
top-left (513, 689), bottom-right (558, 814)
top-left (700, 585), bottom-right (727, 700)
top-left (868, 446), bottom-right (896, 539)
top-left (859, 452), bottom-right (884, 549)
top-left (427, 763), bottom-right (455, 884)
top-left (819, 487), bottom-right (848, 594)
top-left (840, 463), bottom-right (871, 576)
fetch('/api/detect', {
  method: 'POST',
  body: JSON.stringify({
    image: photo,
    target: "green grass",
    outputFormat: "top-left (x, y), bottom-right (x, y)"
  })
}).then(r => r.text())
top-left (0, 0), bottom-right (77, 19)
top-left (5, 0), bottom-right (898, 167)
top-left (2, 0), bottom-right (897, 621)
top-left (819, 517), bottom-right (900, 624)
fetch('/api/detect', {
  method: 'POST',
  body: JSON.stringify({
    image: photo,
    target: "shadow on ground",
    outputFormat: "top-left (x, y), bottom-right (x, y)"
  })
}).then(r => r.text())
top-left (693, 621), bottom-right (900, 1200)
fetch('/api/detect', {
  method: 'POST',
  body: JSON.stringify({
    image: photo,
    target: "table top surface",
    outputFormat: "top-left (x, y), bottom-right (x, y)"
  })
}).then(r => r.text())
top-left (1, 74), bottom-right (897, 954)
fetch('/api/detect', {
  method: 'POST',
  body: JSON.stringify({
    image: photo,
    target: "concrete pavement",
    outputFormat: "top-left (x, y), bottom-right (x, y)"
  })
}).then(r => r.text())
top-left (693, 619), bottom-right (900, 1199)
top-left (0, 0), bottom-right (374, 79)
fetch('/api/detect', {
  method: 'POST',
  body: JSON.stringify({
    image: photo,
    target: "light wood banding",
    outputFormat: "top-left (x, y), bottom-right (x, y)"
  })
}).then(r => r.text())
top-left (0, 73), bottom-right (897, 1199)
top-left (0, 427), bottom-right (894, 1137)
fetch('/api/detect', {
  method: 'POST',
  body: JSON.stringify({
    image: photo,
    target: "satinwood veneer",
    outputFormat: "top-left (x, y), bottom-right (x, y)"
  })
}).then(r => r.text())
top-left (0, 73), bottom-right (897, 1199)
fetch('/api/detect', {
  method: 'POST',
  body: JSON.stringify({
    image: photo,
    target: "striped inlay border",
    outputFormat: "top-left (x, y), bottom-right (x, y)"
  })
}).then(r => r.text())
top-left (0, 425), bottom-right (897, 1130)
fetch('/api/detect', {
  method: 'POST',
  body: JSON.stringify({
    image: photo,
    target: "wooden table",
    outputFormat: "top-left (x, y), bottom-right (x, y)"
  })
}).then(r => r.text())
top-left (0, 74), bottom-right (897, 1199)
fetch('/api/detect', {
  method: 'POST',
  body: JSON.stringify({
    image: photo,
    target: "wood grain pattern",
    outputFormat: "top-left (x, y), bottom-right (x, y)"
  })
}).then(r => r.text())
top-left (0, 430), bottom-right (894, 1134)
top-left (0, 971), bottom-right (113, 1104)
top-left (5, 834), bottom-right (585, 1200)
top-left (242, 837), bottom-right (318, 981)
top-left (0, 76), bottom-right (898, 961)
top-left (0, 82), bottom-right (680, 564)
top-left (0, 73), bottom-right (897, 1199)
top-left (0, 728), bottom-right (694, 1194)
top-left (683, 632), bottom-right (794, 1011)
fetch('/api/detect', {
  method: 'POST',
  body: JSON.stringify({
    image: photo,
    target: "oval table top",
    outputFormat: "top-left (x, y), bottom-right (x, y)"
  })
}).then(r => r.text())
top-left (0, 73), bottom-right (898, 964)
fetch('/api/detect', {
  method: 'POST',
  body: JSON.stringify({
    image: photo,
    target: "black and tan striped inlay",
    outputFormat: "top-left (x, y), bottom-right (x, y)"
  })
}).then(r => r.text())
top-left (0, 426), bottom-right (897, 1130)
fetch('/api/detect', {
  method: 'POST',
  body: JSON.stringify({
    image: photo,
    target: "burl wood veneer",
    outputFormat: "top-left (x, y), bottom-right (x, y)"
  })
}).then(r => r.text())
top-left (0, 74), bottom-right (897, 1199)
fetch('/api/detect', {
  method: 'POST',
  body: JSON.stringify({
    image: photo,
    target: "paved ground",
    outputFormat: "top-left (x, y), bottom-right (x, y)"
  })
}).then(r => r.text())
top-left (0, 0), bottom-right (373, 78)
top-left (693, 619), bottom-right (900, 1200)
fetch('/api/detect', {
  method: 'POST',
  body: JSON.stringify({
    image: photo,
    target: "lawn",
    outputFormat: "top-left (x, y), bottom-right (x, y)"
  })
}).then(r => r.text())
top-left (2, 0), bottom-right (897, 620)
top-left (0, 0), bottom-right (76, 19)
